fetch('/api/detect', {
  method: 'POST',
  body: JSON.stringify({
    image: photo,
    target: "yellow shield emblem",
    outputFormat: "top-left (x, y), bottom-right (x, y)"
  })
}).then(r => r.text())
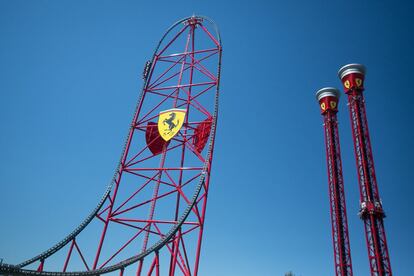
top-left (344, 80), bottom-right (351, 89)
top-left (158, 108), bottom-right (186, 141)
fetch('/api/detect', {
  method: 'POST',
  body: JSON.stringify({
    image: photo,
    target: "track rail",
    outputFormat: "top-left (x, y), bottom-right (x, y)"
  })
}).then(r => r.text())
top-left (0, 15), bottom-right (222, 276)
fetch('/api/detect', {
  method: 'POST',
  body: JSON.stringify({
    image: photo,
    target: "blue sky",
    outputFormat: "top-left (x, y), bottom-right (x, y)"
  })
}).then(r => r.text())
top-left (1, 0), bottom-right (413, 275)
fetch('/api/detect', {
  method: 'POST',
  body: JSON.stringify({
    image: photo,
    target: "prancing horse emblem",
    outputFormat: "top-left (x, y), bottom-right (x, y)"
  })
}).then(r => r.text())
top-left (163, 112), bottom-right (178, 131)
top-left (157, 108), bottom-right (186, 141)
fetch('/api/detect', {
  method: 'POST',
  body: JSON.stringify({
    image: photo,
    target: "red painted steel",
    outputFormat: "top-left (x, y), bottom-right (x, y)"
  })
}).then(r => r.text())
top-left (193, 119), bottom-right (212, 153)
top-left (317, 88), bottom-right (353, 276)
top-left (339, 64), bottom-right (392, 276)
top-left (0, 16), bottom-right (222, 276)
top-left (146, 122), bottom-right (170, 155)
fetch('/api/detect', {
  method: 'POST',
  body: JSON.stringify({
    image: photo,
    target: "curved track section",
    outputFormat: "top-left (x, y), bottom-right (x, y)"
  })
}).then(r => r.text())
top-left (0, 15), bottom-right (222, 276)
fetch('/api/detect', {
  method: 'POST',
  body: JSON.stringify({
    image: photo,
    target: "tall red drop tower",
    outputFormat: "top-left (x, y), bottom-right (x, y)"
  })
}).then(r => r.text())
top-left (338, 64), bottom-right (392, 275)
top-left (316, 87), bottom-right (353, 276)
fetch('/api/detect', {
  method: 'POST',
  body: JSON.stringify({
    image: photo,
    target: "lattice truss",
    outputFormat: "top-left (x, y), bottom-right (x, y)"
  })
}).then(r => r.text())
top-left (324, 112), bottom-right (353, 276)
top-left (1, 16), bottom-right (222, 276)
top-left (347, 94), bottom-right (391, 276)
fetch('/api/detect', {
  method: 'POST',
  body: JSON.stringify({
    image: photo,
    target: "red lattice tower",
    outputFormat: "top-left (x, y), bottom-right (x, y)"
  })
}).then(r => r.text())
top-left (316, 87), bottom-right (353, 276)
top-left (338, 64), bottom-right (392, 276)
top-left (0, 15), bottom-right (222, 276)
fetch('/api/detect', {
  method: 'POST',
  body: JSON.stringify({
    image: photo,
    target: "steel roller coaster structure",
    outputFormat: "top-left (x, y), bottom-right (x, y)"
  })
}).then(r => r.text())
top-left (0, 14), bottom-right (394, 276)
top-left (0, 15), bottom-right (222, 276)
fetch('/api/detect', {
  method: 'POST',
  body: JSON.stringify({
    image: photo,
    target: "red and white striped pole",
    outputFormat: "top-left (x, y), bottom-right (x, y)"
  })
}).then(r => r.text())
top-left (316, 87), bottom-right (353, 276)
top-left (338, 64), bottom-right (392, 275)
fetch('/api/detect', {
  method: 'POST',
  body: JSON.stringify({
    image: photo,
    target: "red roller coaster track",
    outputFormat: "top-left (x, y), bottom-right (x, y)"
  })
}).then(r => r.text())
top-left (0, 15), bottom-right (222, 276)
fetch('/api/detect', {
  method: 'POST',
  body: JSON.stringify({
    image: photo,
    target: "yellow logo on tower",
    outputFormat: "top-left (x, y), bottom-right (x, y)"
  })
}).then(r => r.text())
top-left (344, 80), bottom-right (351, 89)
top-left (158, 108), bottom-right (186, 141)
top-left (356, 78), bottom-right (362, 87)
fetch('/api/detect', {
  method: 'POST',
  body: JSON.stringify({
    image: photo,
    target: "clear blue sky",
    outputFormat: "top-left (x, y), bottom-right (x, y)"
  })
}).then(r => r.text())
top-left (1, 1), bottom-right (413, 275)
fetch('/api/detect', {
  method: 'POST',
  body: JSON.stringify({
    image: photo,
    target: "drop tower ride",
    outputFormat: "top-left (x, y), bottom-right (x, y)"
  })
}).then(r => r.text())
top-left (316, 87), bottom-right (353, 276)
top-left (338, 64), bottom-right (392, 276)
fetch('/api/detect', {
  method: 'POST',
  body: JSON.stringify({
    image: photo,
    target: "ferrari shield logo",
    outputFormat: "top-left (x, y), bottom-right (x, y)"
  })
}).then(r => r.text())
top-left (158, 109), bottom-right (186, 141)
top-left (344, 80), bottom-right (351, 89)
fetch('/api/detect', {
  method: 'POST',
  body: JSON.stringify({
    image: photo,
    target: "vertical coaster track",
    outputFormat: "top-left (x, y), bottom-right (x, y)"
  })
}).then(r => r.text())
top-left (0, 15), bottom-right (222, 276)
